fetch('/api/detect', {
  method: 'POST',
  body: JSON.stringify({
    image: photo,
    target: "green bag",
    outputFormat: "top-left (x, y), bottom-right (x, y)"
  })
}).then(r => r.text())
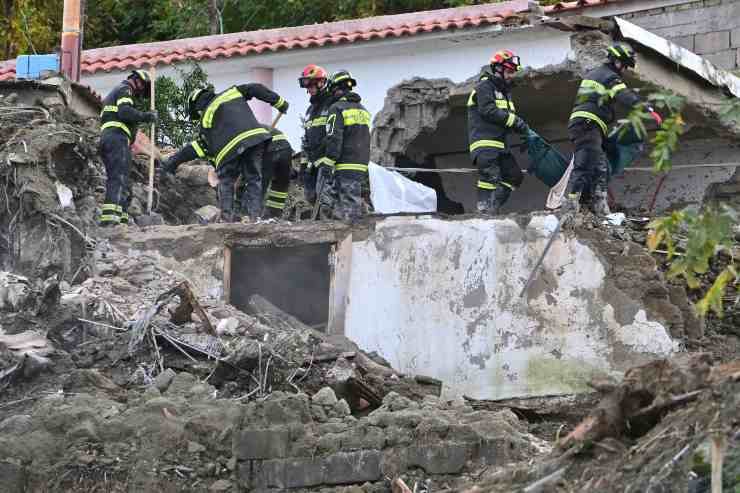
top-left (605, 124), bottom-right (645, 178)
top-left (526, 130), bottom-right (569, 187)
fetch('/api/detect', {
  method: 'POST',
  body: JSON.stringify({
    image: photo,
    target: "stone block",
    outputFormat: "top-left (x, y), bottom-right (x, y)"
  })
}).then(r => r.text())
top-left (694, 31), bottom-right (730, 54)
top-left (704, 49), bottom-right (738, 69)
top-left (0, 461), bottom-right (25, 493)
top-left (233, 429), bottom-right (289, 460)
top-left (733, 28), bottom-right (740, 48)
top-left (324, 451), bottom-right (383, 485)
top-left (284, 458), bottom-right (325, 488)
top-left (406, 444), bottom-right (469, 474)
top-left (251, 459), bottom-right (285, 489)
top-left (670, 34), bottom-right (695, 51)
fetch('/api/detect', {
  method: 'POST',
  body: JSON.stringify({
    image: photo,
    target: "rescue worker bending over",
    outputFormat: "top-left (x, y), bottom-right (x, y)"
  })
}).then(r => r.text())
top-left (99, 70), bottom-right (158, 226)
top-left (564, 43), bottom-right (662, 216)
top-left (260, 126), bottom-right (293, 219)
top-left (162, 84), bottom-right (289, 222)
top-left (298, 65), bottom-right (332, 211)
top-left (322, 70), bottom-right (371, 221)
top-left (467, 50), bottom-right (530, 215)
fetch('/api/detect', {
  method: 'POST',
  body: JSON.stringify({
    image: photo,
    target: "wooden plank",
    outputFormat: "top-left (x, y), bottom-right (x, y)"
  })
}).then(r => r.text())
top-left (327, 232), bottom-right (353, 335)
top-left (223, 245), bottom-right (232, 305)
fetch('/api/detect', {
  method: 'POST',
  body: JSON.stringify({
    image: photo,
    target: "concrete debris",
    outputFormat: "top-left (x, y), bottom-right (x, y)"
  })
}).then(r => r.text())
top-left (0, 58), bottom-right (737, 492)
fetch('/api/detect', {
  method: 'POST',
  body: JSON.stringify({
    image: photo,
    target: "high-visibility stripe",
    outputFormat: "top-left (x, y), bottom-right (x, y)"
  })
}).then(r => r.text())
top-left (265, 200), bottom-right (286, 209)
top-left (101, 121), bottom-right (131, 138)
top-left (192, 140), bottom-right (206, 158)
top-left (500, 181), bottom-right (515, 190)
top-left (505, 113), bottom-right (517, 128)
top-left (610, 83), bottom-right (627, 96)
top-left (607, 46), bottom-right (621, 57)
top-left (477, 180), bottom-right (496, 190)
top-left (336, 163), bottom-right (368, 172)
top-left (120, 212), bottom-right (129, 224)
top-left (469, 140), bottom-right (505, 152)
top-left (467, 90), bottom-right (476, 107)
top-left (342, 108), bottom-right (371, 126)
top-left (569, 111), bottom-right (608, 135)
top-left (115, 205), bottom-right (123, 213)
top-left (203, 88), bottom-right (241, 129)
top-left (102, 203), bottom-right (118, 212)
top-left (309, 117), bottom-right (327, 127)
top-left (271, 134), bottom-right (288, 142)
top-left (579, 79), bottom-right (608, 94)
top-left (315, 157), bottom-right (336, 167)
top-left (116, 97), bottom-right (134, 106)
top-left (495, 100), bottom-right (509, 109)
top-left (214, 127), bottom-right (269, 167)
top-left (99, 214), bottom-right (120, 223)
top-left (273, 96), bottom-right (286, 109)
top-left (100, 105), bottom-right (118, 115)
top-left (268, 190), bottom-right (289, 199)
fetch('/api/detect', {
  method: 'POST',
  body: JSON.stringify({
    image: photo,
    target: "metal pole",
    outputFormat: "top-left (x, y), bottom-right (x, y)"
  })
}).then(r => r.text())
top-left (61, 0), bottom-right (82, 81)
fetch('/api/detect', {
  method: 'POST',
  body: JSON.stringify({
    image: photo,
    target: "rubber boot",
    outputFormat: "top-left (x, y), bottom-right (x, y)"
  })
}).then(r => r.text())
top-left (590, 190), bottom-right (611, 216)
top-left (491, 187), bottom-right (511, 215)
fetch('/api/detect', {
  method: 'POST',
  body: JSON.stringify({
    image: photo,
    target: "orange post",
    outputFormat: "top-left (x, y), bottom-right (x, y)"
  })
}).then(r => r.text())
top-left (61, 0), bottom-right (82, 81)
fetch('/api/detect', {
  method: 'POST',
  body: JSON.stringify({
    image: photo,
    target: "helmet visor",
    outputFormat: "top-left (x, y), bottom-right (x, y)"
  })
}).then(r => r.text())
top-left (299, 76), bottom-right (324, 88)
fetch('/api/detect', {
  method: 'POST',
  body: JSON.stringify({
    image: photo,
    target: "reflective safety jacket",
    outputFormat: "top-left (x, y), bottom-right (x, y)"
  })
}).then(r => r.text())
top-left (167, 83), bottom-right (288, 169)
top-left (302, 93), bottom-right (331, 166)
top-left (320, 92), bottom-right (371, 173)
top-left (569, 64), bottom-right (642, 135)
top-left (467, 71), bottom-right (522, 159)
top-left (100, 82), bottom-right (149, 142)
top-left (265, 126), bottom-right (293, 155)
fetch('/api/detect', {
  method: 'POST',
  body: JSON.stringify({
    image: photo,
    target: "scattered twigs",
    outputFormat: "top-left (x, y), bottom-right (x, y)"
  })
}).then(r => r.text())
top-left (78, 318), bottom-right (127, 332)
top-left (523, 467), bottom-right (566, 493)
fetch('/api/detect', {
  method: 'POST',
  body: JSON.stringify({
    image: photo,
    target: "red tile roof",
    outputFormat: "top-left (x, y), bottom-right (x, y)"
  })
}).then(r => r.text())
top-left (0, 0), bottom-right (619, 81)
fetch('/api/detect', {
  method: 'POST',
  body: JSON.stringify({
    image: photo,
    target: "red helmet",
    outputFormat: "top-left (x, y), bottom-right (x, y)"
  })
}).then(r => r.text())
top-left (298, 64), bottom-right (328, 88)
top-left (490, 50), bottom-right (522, 72)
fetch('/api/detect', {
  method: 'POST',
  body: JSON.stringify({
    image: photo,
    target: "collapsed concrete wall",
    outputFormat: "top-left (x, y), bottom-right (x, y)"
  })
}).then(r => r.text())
top-left (369, 28), bottom-right (740, 214)
top-left (341, 215), bottom-right (683, 400)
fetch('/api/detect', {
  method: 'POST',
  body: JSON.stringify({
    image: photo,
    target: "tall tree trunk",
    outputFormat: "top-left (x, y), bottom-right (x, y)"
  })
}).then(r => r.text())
top-left (208, 0), bottom-right (220, 35)
top-left (3, 0), bottom-right (14, 60)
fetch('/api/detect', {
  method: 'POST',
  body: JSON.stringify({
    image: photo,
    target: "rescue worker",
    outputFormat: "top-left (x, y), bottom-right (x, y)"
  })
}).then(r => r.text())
top-left (564, 43), bottom-right (662, 216)
top-left (298, 64), bottom-right (334, 217)
top-left (99, 70), bottom-right (158, 226)
top-left (322, 70), bottom-right (371, 221)
top-left (467, 50), bottom-right (531, 215)
top-left (162, 83), bottom-right (289, 222)
top-left (260, 125), bottom-right (293, 218)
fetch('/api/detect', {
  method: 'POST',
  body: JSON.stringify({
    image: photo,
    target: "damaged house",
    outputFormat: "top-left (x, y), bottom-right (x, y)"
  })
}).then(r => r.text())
top-left (0, 1), bottom-right (739, 491)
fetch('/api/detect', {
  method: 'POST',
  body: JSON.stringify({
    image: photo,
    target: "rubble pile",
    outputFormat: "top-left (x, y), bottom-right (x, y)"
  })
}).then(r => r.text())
top-left (0, 91), bottom-right (217, 280)
top-left (0, 87), bottom-right (738, 492)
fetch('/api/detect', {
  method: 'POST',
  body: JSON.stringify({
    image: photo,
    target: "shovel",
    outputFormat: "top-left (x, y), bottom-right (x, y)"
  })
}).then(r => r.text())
top-left (207, 111), bottom-right (285, 188)
top-left (137, 64), bottom-right (164, 227)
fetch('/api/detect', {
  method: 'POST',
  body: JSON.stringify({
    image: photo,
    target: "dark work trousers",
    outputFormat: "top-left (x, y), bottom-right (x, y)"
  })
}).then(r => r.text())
top-left (315, 165), bottom-right (336, 220)
top-left (474, 150), bottom-right (523, 214)
top-left (99, 129), bottom-right (132, 225)
top-left (566, 119), bottom-right (608, 199)
top-left (217, 143), bottom-right (266, 221)
top-left (334, 170), bottom-right (366, 221)
top-left (302, 163), bottom-right (318, 204)
top-left (262, 148), bottom-right (292, 218)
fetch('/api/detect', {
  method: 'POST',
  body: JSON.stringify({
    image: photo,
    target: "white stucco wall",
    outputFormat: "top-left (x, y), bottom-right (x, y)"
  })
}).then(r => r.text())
top-left (342, 215), bottom-right (678, 400)
top-left (81, 25), bottom-right (572, 153)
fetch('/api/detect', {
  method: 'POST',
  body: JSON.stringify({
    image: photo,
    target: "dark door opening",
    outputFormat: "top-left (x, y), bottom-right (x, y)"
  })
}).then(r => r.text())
top-left (229, 243), bottom-right (332, 327)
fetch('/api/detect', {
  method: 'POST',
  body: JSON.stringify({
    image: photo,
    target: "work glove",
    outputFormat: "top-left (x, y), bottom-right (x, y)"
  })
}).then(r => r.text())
top-left (647, 107), bottom-right (663, 126)
top-left (276, 100), bottom-right (290, 114)
top-left (512, 116), bottom-right (530, 135)
top-left (162, 158), bottom-right (178, 175)
top-left (142, 110), bottom-right (159, 124)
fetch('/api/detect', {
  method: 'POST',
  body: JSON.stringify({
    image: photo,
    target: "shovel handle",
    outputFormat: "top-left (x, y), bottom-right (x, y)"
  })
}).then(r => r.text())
top-left (271, 111), bottom-right (284, 128)
top-left (147, 65), bottom-right (156, 215)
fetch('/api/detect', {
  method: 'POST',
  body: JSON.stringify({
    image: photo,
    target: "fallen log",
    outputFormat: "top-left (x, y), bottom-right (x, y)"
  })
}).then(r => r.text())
top-left (558, 355), bottom-right (715, 449)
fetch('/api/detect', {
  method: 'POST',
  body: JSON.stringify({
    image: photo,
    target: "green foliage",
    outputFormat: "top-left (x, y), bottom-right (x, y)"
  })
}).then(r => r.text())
top-left (154, 62), bottom-right (210, 147)
top-left (647, 205), bottom-right (738, 317)
top-left (0, 0), bottom-right (61, 59)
